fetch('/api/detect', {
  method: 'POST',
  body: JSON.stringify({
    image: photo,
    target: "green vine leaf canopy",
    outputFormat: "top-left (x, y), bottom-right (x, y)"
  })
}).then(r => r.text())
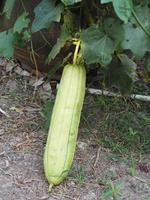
top-left (0, 0), bottom-right (150, 94)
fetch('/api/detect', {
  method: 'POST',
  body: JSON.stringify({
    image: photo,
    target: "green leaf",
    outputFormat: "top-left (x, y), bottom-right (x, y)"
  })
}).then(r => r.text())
top-left (102, 180), bottom-right (124, 199)
top-left (122, 24), bottom-right (150, 57)
top-left (102, 188), bottom-right (114, 199)
top-left (105, 54), bottom-right (137, 94)
top-left (0, 29), bottom-right (14, 58)
top-left (61, 0), bottom-right (82, 6)
top-left (47, 25), bottom-right (72, 63)
top-left (104, 18), bottom-right (124, 49)
top-left (101, 0), bottom-right (133, 22)
top-left (118, 54), bottom-right (137, 82)
top-left (13, 30), bottom-right (31, 48)
top-left (121, 4), bottom-right (150, 57)
top-left (13, 12), bottom-right (30, 34)
top-left (22, 30), bottom-right (31, 42)
top-left (80, 25), bottom-right (115, 66)
top-left (63, 9), bottom-right (74, 32)
top-left (41, 100), bottom-right (54, 131)
top-left (31, 0), bottom-right (63, 32)
top-left (2, 0), bottom-right (16, 19)
top-left (112, 0), bottom-right (133, 23)
top-left (101, 0), bottom-right (112, 4)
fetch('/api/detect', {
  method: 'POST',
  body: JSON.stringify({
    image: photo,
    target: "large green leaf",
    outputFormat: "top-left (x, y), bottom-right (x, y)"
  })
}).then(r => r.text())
top-left (104, 18), bottom-right (124, 50)
top-left (101, 0), bottom-right (133, 22)
top-left (105, 54), bottom-right (137, 94)
top-left (61, 0), bottom-right (82, 6)
top-left (112, 0), bottom-right (133, 23)
top-left (121, 3), bottom-right (150, 57)
top-left (2, 0), bottom-right (16, 19)
top-left (0, 29), bottom-right (14, 58)
top-left (80, 25), bottom-right (115, 66)
top-left (31, 0), bottom-right (63, 32)
top-left (47, 25), bottom-right (72, 63)
top-left (13, 12), bottom-right (30, 34)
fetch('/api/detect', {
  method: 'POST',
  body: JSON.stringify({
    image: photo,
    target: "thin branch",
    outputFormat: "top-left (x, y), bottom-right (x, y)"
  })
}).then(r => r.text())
top-left (87, 88), bottom-right (150, 102)
top-left (133, 176), bottom-right (150, 185)
top-left (30, 40), bottom-right (39, 99)
top-left (94, 146), bottom-right (101, 167)
top-left (0, 108), bottom-right (10, 117)
top-left (57, 84), bottom-right (150, 102)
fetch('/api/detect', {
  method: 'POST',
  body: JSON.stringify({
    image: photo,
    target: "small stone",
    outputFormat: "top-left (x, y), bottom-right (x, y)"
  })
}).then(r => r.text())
top-left (43, 82), bottom-right (52, 92)
top-left (0, 57), bottom-right (7, 67)
top-left (69, 181), bottom-right (75, 186)
top-left (82, 191), bottom-right (97, 200)
top-left (14, 66), bottom-right (30, 76)
top-left (77, 141), bottom-right (88, 151)
top-left (32, 77), bottom-right (45, 87)
top-left (28, 77), bottom-right (36, 86)
top-left (6, 61), bottom-right (17, 72)
top-left (20, 70), bottom-right (30, 77)
top-left (14, 66), bottom-right (23, 75)
top-left (39, 195), bottom-right (50, 200)
top-left (0, 129), bottom-right (4, 136)
top-left (6, 80), bottom-right (17, 91)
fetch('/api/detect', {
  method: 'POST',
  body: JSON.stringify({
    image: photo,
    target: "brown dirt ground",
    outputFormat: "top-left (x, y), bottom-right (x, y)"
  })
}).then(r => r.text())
top-left (0, 60), bottom-right (150, 200)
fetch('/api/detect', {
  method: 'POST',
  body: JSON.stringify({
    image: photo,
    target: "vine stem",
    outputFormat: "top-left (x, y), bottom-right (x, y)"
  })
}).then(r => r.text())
top-left (30, 40), bottom-right (39, 100)
top-left (73, 40), bottom-right (81, 65)
top-left (48, 183), bottom-right (53, 192)
top-left (132, 10), bottom-right (150, 39)
top-left (30, 40), bottom-right (39, 79)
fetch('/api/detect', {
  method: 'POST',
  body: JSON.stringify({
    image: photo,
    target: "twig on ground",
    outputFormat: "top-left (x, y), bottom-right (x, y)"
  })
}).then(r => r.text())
top-left (0, 108), bottom-right (10, 117)
top-left (94, 146), bottom-right (101, 167)
top-left (133, 176), bottom-right (150, 185)
top-left (87, 88), bottom-right (150, 102)
top-left (57, 84), bottom-right (150, 102)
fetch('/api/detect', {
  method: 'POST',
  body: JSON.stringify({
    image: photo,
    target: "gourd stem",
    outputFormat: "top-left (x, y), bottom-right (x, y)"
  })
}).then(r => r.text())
top-left (48, 183), bottom-right (53, 192)
top-left (73, 40), bottom-right (81, 65)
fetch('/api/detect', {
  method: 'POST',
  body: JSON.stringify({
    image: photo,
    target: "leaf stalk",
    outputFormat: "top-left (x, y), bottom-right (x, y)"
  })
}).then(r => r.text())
top-left (73, 40), bottom-right (81, 64)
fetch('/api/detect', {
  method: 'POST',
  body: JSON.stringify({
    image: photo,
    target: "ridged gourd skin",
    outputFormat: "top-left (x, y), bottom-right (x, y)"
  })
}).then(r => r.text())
top-left (44, 64), bottom-right (86, 186)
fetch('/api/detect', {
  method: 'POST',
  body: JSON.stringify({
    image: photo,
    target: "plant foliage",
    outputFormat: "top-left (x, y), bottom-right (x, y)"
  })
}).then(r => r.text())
top-left (0, 0), bottom-right (150, 93)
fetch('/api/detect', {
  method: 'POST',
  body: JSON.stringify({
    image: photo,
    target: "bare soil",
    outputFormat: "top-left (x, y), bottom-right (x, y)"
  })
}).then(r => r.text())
top-left (0, 60), bottom-right (150, 200)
